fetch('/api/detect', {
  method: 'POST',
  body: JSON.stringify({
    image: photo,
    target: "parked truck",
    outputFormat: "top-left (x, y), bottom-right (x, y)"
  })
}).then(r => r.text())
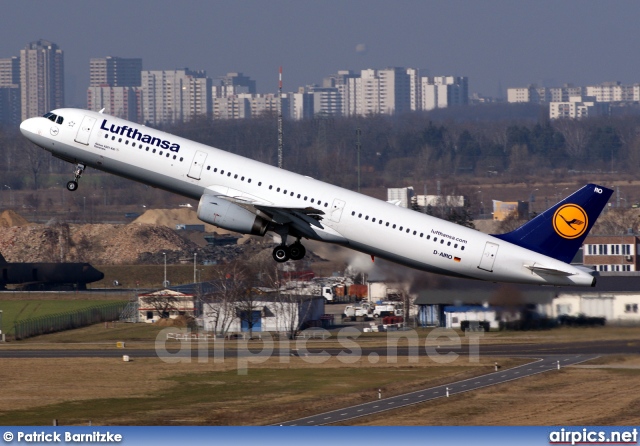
top-left (373, 302), bottom-right (403, 318)
top-left (344, 303), bottom-right (373, 319)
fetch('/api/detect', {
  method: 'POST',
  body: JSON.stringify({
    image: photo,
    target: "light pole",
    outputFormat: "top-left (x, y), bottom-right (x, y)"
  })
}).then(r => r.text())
top-left (193, 253), bottom-right (197, 284)
top-left (163, 252), bottom-right (167, 288)
top-left (4, 185), bottom-right (12, 206)
top-left (529, 188), bottom-right (538, 214)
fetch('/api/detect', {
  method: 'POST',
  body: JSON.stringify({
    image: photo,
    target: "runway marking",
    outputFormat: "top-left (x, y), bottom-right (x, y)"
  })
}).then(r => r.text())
top-left (388, 402), bottom-right (394, 405)
top-left (501, 374), bottom-right (507, 377)
top-left (461, 384), bottom-right (466, 387)
top-left (307, 421), bottom-right (314, 424)
top-left (403, 398), bottom-right (409, 401)
top-left (341, 413), bottom-right (347, 415)
top-left (418, 395), bottom-right (424, 397)
top-left (373, 405), bottom-right (379, 408)
top-left (324, 417), bottom-right (331, 420)
top-left (357, 409), bottom-right (363, 412)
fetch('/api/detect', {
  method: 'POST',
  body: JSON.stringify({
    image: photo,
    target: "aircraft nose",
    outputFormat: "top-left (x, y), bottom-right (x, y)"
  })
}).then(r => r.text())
top-left (20, 117), bottom-right (38, 138)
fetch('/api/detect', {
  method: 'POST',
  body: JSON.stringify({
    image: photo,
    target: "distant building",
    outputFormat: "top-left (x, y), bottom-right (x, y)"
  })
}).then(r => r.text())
top-left (422, 76), bottom-right (469, 110)
top-left (201, 294), bottom-right (324, 333)
top-left (20, 39), bottom-right (64, 120)
top-left (583, 235), bottom-right (638, 272)
top-left (549, 96), bottom-right (610, 120)
top-left (0, 58), bottom-right (20, 126)
top-left (89, 56), bottom-right (142, 87)
top-left (138, 288), bottom-right (196, 323)
top-left (492, 200), bottom-right (529, 221)
top-left (387, 187), bottom-right (415, 208)
top-left (142, 69), bottom-right (212, 125)
top-left (87, 86), bottom-right (141, 121)
top-left (218, 72), bottom-right (256, 94)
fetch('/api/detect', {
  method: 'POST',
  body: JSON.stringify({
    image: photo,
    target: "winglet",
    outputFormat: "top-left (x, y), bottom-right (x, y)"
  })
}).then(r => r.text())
top-left (492, 184), bottom-right (613, 263)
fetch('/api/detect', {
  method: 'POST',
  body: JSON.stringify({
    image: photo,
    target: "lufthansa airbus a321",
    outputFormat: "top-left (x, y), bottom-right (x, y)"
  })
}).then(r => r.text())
top-left (20, 109), bottom-right (613, 287)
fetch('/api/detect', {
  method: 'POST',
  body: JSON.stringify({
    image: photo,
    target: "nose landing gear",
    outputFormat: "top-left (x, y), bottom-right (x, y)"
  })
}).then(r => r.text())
top-left (66, 163), bottom-right (85, 192)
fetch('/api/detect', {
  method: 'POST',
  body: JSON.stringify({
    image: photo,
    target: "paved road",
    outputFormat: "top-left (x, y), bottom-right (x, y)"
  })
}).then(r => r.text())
top-left (277, 354), bottom-right (598, 426)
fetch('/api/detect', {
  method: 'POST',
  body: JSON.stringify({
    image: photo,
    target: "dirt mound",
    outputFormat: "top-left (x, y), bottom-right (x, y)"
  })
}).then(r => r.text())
top-left (0, 210), bottom-right (29, 227)
top-left (0, 222), bottom-right (200, 264)
top-left (132, 208), bottom-right (249, 241)
top-left (132, 208), bottom-right (218, 231)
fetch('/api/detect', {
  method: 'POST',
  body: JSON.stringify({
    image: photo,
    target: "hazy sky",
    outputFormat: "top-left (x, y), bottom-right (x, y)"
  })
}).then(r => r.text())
top-left (2, 0), bottom-right (640, 106)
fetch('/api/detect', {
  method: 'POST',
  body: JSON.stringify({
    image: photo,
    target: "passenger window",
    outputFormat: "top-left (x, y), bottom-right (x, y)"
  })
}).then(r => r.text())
top-left (365, 216), bottom-right (369, 220)
top-left (214, 168), bottom-right (218, 172)
top-left (112, 136), bottom-right (116, 140)
top-left (352, 211), bottom-right (355, 216)
top-left (227, 172), bottom-right (231, 177)
top-left (221, 170), bottom-right (224, 174)
top-left (372, 218), bottom-right (376, 222)
top-left (241, 177), bottom-right (245, 181)
top-left (125, 140), bottom-right (129, 145)
top-left (152, 149), bottom-right (156, 153)
top-left (440, 239), bottom-right (444, 244)
top-left (119, 138), bottom-right (122, 143)
top-left (447, 241), bottom-right (451, 246)
top-left (358, 213), bottom-right (362, 218)
top-left (269, 186), bottom-right (273, 190)
top-left (180, 157), bottom-right (183, 161)
top-left (277, 187), bottom-right (280, 192)
top-left (461, 246), bottom-right (465, 251)
top-left (234, 174), bottom-right (238, 179)
top-left (392, 224), bottom-right (396, 229)
top-left (105, 134), bottom-right (108, 139)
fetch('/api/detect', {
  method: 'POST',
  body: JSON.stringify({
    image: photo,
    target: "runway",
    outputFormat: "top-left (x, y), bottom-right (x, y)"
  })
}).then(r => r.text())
top-left (0, 338), bottom-right (637, 358)
top-left (277, 354), bottom-right (598, 426)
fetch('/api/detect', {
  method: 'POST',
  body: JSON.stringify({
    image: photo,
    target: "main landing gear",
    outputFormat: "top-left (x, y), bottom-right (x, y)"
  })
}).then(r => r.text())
top-left (66, 163), bottom-right (85, 191)
top-left (272, 241), bottom-right (306, 263)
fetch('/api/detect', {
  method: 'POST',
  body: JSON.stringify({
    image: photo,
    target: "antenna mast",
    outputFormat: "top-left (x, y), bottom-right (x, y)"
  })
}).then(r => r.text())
top-left (278, 66), bottom-right (283, 169)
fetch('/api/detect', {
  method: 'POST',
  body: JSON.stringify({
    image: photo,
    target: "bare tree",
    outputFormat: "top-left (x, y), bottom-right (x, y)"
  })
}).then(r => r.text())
top-left (205, 261), bottom-right (247, 336)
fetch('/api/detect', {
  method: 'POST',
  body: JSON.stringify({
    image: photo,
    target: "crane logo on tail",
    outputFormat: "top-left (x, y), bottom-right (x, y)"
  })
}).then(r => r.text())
top-left (553, 204), bottom-right (588, 239)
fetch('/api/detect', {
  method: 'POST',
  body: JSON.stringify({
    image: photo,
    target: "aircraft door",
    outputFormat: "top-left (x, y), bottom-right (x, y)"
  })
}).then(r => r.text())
top-left (187, 151), bottom-right (208, 180)
top-left (330, 198), bottom-right (346, 223)
top-left (478, 241), bottom-right (499, 272)
top-left (75, 116), bottom-right (97, 145)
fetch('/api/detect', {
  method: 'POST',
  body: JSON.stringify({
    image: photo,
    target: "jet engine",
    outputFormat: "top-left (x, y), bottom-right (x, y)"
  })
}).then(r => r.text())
top-left (197, 194), bottom-right (268, 236)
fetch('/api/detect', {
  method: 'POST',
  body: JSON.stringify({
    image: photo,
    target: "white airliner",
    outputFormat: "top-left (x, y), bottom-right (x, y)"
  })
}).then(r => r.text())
top-left (20, 109), bottom-right (613, 287)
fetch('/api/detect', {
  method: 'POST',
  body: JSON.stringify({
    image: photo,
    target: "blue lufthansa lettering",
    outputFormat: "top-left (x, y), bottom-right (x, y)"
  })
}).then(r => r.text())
top-left (99, 119), bottom-right (181, 152)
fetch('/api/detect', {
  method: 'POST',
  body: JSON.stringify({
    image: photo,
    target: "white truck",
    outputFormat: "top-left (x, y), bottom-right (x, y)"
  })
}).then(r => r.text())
top-left (373, 302), bottom-right (403, 318)
top-left (344, 303), bottom-right (373, 318)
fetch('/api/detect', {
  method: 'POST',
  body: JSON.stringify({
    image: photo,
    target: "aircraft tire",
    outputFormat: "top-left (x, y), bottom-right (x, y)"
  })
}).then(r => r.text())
top-left (288, 243), bottom-right (306, 260)
top-left (272, 245), bottom-right (290, 263)
top-left (66, 180), bottom-right (78, 191)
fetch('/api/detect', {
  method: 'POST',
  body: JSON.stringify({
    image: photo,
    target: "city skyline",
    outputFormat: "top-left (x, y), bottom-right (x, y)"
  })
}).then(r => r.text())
top-left (2, 0), bottom-right (640, 107)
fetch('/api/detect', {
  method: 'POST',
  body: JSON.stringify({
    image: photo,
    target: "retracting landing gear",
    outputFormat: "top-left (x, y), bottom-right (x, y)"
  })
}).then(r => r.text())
top-left (66, 163), bottom-right (85, 192)
top-left (272, 238), bottom-right (307, 263)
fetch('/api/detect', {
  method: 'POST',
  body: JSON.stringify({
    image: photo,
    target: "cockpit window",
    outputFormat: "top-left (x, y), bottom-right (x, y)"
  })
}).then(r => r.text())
top-left (43, 112), bottom-right (53, 119)
top-left (56, 116), bottom-right (64, 124)
top-left (43, 112), bottom-right (58, 122)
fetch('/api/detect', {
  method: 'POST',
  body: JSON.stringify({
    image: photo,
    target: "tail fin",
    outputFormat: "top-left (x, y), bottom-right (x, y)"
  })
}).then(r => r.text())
top-left (492, 184), bottom-right (613, 263)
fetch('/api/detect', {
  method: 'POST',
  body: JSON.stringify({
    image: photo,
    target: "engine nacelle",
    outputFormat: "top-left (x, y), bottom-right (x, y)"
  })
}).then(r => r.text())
top-left (197, 194), bottom-right (268, 236)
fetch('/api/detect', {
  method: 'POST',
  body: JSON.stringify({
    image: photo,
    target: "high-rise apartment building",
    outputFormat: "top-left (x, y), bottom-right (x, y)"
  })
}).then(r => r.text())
top-left (422, 76), bottom-right (468, 110)
top-left (90, 56), bottom-right (142, 87)
top-left (0, 56), bottom-right (20, 126)
top-left (218, 72), bottom-right (256, 94)
top-left (87, 56), bottom-right (142, 121)
top-left (20, 39), bottom-right (64, 120)
top-left (142, 69), bottom-right (212, 125)
top-left (0, 57), bottom-right (19, 86)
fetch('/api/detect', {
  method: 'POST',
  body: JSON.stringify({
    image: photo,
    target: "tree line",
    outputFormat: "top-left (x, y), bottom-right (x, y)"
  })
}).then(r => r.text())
top-left (3, 104), bottom-right (640, 200)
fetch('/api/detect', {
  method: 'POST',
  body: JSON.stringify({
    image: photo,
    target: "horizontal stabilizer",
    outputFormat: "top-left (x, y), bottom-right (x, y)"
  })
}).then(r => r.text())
top-left (524, 264), bottom-right (575, 276)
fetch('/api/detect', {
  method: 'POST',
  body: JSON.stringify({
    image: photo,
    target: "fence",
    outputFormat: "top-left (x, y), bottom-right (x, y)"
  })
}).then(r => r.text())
top-left (13, 301), bottom-right (127, 340)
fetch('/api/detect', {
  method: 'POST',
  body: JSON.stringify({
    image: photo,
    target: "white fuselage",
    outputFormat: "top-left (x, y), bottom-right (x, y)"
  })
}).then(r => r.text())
top-left (20, 109), bottom-right (595, 287)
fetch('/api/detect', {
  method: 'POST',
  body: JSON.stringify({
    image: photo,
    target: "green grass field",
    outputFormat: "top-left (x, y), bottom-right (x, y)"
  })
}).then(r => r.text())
top-left (0, 300), bottom-right (127, 336)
